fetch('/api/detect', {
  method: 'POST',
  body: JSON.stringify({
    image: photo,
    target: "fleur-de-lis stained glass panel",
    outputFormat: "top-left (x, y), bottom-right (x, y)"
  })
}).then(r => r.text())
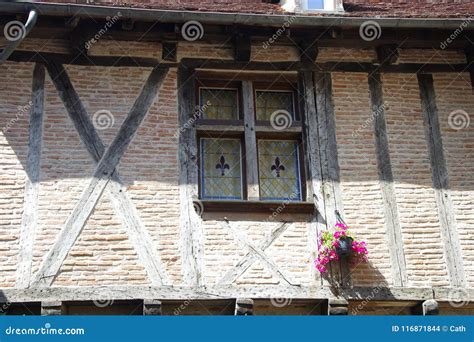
top-left (255, 91), bottom-right (294, 121)
top-left (258, 140), bottom-right (301, 201)
top-left (200, 138), bottom-right (242, 200)
top-left (200, 88), bottom-right (239, 120)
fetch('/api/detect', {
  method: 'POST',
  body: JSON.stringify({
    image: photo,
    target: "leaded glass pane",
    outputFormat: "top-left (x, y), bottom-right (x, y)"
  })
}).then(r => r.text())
top-left (200, 138), bottom-right (242, 200)
top-left (258, 140), bottom-right (301, 201)
top-left (200, 88), bottom-right (238, 120)
top-left (255, 91), bottom-right (294, 121)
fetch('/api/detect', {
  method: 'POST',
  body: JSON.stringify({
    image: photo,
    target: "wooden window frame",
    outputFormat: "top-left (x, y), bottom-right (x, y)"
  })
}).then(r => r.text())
top-left (195, 74), bottom-right (311, 214)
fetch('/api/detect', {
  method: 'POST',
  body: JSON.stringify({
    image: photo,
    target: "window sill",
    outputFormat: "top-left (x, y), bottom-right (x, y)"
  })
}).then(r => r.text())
top-left (195, 199), bottom-right (315, 221)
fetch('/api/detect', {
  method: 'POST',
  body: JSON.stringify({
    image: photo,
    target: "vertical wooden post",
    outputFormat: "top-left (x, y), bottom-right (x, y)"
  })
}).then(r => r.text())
top-left (242, 80), bottom-right (259, 200)
top-left (417, 74), bottom-right (466, 287)
top-left (299, 70), bottom-right (326, 287)
top-left (41, 301), bottom-right (64, 316)
top-left (313, 71), bottom-right (351, 287)
top-left (17, 63), bottom-right (45, 288)
top-left (143, 299), bottom-right (162, 315)
top-left (368, 73), bottom-right (408, 287)
top-left (178, 66), bottom-right (203, 286)
top-left (235, 298), bottom-right (254, 315)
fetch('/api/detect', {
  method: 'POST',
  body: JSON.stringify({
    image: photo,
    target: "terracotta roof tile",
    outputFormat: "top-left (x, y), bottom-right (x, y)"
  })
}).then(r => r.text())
top-left (34, 0), bottom-right (474, 18)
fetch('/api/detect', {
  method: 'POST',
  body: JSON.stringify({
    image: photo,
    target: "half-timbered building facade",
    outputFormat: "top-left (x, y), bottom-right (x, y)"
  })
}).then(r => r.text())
top-left (0, 0), bottom-right (473, 315)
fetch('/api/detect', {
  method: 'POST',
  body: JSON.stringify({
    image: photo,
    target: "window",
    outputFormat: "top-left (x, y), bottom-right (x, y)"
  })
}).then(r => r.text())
top-left (196, 76), bottom-right (305, 204)
top-left (281, 0), bottom-right (343, 12)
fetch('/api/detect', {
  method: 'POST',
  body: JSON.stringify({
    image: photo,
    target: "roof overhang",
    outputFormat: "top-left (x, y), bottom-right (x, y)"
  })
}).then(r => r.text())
top-left (1, 2), bottom-right (473, 30)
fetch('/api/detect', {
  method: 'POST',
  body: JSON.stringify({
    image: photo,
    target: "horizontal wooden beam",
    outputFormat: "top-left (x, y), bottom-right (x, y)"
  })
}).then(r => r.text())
top-left (183, 58), bottom-right (470, 74)
top-left (6, 50), bottom-right (175, 68)
top-left (0, 286), bottom-right (437, 303)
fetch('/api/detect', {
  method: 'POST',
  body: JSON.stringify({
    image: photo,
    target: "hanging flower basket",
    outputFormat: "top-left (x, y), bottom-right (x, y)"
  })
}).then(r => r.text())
top-left (314, 221), bottom-right (368, 274)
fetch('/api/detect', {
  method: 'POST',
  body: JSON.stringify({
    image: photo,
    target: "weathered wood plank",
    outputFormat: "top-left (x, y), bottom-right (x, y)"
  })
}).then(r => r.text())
top-left (299, 70), bottom-right (326, 287)
top-left (221, 221), bottom-right (294, 285)
top-left (368, 73), bottom-right (408, 287)
top-left (16, 63), bottom-right (45, 289)
top-left (0, 286), bottom-right (436, 302)
top-left (44, 62), bottom-right (169, 286)
top-left (178, 66), bottom-right (203, 286)
top-left (417, 74), bottom-right (466, 288)
top-left (242, 80), bottom-right (260, 200)
top-left (32, 65), bottom-right (168, 287)
top-left (313, 71), bottom-right (351, 287)
top-left (218, 222), bottom-right (290, 285)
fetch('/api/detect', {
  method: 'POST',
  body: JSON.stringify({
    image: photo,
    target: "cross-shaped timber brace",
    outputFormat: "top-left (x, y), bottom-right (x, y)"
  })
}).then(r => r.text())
top-left (32, 62), bottom-right (170, 287)
top-left (218, 221), bottom-right (296, 286)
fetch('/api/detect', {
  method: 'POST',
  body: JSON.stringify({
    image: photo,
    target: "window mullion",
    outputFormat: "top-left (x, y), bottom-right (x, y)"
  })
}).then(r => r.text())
top-left (242, 81), bottom-right (260, 200)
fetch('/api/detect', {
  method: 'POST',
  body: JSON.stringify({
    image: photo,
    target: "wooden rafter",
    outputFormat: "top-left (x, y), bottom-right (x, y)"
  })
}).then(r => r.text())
top-left (31, 62), bottom-right (169, 287)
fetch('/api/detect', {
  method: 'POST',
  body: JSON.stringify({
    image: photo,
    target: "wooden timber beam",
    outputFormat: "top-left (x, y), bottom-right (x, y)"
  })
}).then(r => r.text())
top-left (298, 40), bottom-right (319, 64)
top-left (368, 73), bottom-right (408, 287)
top-left (177, 66), bottom-right (203, 287)
top-left (162, 42), bottom-right (177, 62)
top-left (233, 33), bottom-right (252, 62)
top-left (16, 63), bottom-right (45, 288)
top-left (465, 47), bottom-right (474, 91)
top-left (417, 74), bottom-right (466, 288)
top-left (0, 286), bottom-right (438, 303)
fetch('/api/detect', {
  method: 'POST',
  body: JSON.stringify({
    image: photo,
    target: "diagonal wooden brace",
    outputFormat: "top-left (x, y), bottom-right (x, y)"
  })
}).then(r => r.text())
top-left (32, 63), bottom-right (169, 287)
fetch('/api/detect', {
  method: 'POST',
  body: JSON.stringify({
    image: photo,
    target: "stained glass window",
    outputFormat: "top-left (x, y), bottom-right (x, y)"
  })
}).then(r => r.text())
top-left (258, 140), bottom-right (301, 201)
top-left (200, 138), bottom-right (242, 200)
top-left (200, 88), bottom-right (239, 120)
top-left (255, 91), bottom-right (294, 121)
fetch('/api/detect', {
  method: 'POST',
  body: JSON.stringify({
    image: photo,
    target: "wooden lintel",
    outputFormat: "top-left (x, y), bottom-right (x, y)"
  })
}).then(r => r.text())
top-left (235, 298), bottom-right (254, 315)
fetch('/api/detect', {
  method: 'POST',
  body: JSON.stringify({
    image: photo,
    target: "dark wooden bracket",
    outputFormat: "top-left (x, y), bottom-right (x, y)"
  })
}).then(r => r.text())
top-left (376, 44), bottom-right (400, 66)
top-left (298, 39), bottom-right (319, 64)
top-left (162, 42), bottom-right (177, 62)
top-left (233, 33), bottom-right (252, 62)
